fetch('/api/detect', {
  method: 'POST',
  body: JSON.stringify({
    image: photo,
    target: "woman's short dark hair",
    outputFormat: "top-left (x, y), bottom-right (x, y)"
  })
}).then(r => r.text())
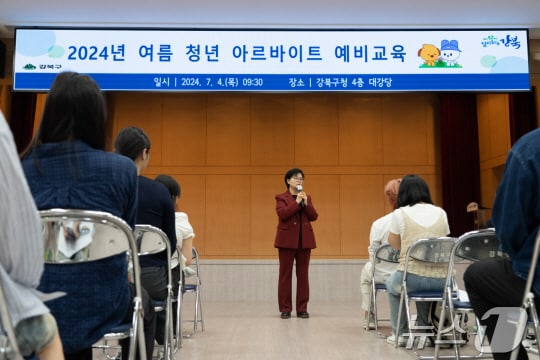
top-left (22, 71), bottom-right (107, 156)
top-left (284, 167), bottom-right (304, 188)
top-left (114, 126), bottom-right (151, 160)
top-left (155, 174), bottom-right (181, 199)
top-left (396, 174), bottom-right (433, 208)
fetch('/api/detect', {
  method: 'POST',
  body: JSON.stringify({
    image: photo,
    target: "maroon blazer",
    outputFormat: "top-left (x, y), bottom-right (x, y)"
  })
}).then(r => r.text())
top-left (274, 191), bottom-right (318, 249)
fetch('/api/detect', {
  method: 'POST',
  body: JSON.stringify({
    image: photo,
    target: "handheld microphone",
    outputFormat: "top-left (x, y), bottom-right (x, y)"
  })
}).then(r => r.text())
top-left (296, 185), bottom-right (305, 207)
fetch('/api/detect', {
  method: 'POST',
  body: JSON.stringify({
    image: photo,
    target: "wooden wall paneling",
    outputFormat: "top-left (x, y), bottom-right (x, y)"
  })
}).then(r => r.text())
top-left (206, 94), bottom-right (251, 165)
top-left (422, 173), bottom-right (443, 207)
top-left (161, 94), bottom-right (207, 166)
top-left (0, 81), bottom-right (10, 119)
top-left (294, 94), bottom-right (339, 165)
top-left (113, 93), bottom-right (164, 164)
top-left (338, 95), bottom-right (384, 165)
top-left (307, 174), bottom-right (341, 257)
top-left (382, 94), bottom-right (435, 165)
top-left (205, 174), bottom-right (251, 256)
top-left (33, 93), bottom-right (47, 135)
top-left (250, 175), bottom-right (283, 256)
top-left (173, 174), bottom-right (207, 255)
top-left (339, 175), bottom-right (384, 257)
top-left (424, 95), bottom-right (440, 166)
top-left (477, 94), bottom-right (510, 174)
top-left (250, 94), bottom-right (295, 166)
top-left (488, 94), bottom-right (511, 159)
top-left (480, 167), bottom-right (502, 220)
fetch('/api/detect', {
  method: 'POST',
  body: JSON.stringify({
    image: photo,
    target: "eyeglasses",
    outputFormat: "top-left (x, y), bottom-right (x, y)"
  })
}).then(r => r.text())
top-left (292, 177), bottom-right (304, 181)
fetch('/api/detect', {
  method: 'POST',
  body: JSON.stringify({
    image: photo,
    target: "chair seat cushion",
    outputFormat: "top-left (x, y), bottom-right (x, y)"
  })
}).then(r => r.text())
top-left (183, 284), bottom-right (197, 291)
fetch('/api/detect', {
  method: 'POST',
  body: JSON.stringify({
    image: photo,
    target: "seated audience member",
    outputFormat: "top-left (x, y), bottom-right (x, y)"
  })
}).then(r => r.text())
top-left (21, 71), bottom-right (155, 360)
top-left (0, 110), bottom-right (64, 359)
top-left (360, 178), bottom-right (400, 329)
top-left (464, 128), bottom-right (540, 360)
top-left (154, 174), bottom-right (196, 273)
top-left (114, 126), bottom-right (178, 345)
top-left (385, 174), bottom-right (450, 347)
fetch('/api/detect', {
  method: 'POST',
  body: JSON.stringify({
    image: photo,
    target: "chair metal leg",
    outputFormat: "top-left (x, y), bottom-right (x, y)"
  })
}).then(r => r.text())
top-left (198, 286), bottom-right (204, 331)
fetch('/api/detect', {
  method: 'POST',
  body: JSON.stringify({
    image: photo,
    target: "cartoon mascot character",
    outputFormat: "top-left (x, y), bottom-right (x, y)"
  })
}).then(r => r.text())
top-left (418, 44), bottom-right (440, 67)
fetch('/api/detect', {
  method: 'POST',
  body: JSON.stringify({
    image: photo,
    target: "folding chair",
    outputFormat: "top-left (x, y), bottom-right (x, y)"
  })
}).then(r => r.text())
top-left (396, 236), bottom-right (457, 351)
top-left (182, 246), bottom-right (204, 334)
top-left (39, 208), bottom-right (146, 360)
top-left (0, 272), bottom-right (23, 360)
top-left (134, 224), bottom-right (174, 360)
top-left (366, 244), bottom-right (399, 333)
top-left (426, 228), bottom-right (501, 360)
top-left (510, 228), bottom-right (540, 360)
top-left (172, 246), bottom-right (184, 352)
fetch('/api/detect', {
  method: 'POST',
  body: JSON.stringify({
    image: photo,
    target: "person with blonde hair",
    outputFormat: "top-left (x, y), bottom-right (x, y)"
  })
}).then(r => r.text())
top-left (360, 178), bottom-right (401, 329)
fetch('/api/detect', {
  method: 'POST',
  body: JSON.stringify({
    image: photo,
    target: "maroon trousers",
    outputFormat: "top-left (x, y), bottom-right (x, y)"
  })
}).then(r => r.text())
top-left (278, 247), bottom-right (311, 312)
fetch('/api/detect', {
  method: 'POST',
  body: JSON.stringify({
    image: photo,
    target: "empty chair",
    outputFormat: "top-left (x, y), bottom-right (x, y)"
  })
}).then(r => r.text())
top-left (182, 247), bottom-right (204, 334)
top-left (39, 209), bottom-right (146, 360)
top-left (430, 228), bottom-right (501, 360)
top-left (366, 244), bottom-right (399, 332)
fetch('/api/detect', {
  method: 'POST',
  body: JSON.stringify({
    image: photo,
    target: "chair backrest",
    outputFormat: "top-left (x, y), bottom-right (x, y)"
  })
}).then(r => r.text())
top-left (453, 228), bottom-right (500, 262)
top-left (0, 272), bottom-right (23, 360)
top-left (134, 224), bottom-right (172, 287)
top-left (135, 224), bottom-right (170, 257)
top-left (39, 208), bottom-right (145, 357)
top-left (375, 243), bottom-right (400, 263)
top-left (406, 236), bottom-right (458, 264)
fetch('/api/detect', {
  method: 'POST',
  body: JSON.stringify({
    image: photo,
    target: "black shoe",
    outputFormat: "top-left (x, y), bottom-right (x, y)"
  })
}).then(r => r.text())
top-left (280, 311), bottom-right (291, 319)
top-left (297, 311), bottom-right (310, 318)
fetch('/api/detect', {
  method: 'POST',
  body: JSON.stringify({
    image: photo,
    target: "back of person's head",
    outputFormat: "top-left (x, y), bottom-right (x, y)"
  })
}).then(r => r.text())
top-left (396, 174), bottom-right (433, 208)
top-left (284, 167), bottom-right (304, 188)
top-left (114, 126), bottom-right (151, 160)
top-left (23, 71), bottom-right (107, 155)
top-left (384, 178), bottom-right (401, 210)
top-left (155, 174), bottom-right (181, 199)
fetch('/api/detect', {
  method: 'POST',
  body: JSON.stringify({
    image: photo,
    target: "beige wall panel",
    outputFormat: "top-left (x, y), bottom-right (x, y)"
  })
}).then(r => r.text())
top-left (113, 93), bottom-right (164, 164)
top-left (307, 174), bottom-right (341, 257)
top-left (339, 175), bottom-right (385, 257)
top-left (250, 95), bottom-right (295, 166)
top-left (250, 175), bottom-right (284, 256)
top-left (294, 95), bottom-right (339, 165)
top-left (338, 96), bottom-right (384, 165)
top-left (382, 95), bottom-right (433, 165)
top-left (205, 175), bottom-right (250, 256)
top-left (162, 94), bottom-right (207, 166)
top-left (206, 94), bottom-right (251, 165)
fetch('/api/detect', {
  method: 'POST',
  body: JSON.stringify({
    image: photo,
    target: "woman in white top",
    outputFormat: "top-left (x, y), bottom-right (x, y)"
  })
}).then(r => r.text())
top-left (154, 175), bottom-right (195, 273)
top-left (385, 174), bottom-right (450, 347)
